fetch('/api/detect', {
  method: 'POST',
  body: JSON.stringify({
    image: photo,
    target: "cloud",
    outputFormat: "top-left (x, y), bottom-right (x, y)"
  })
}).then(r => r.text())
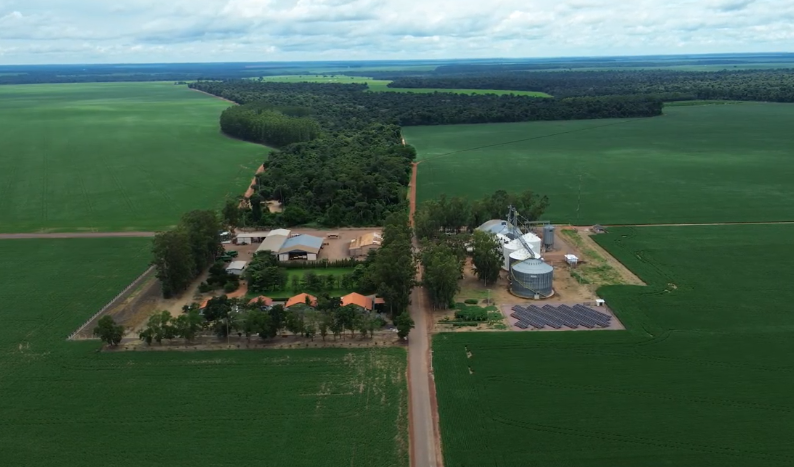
top-left (0, 0), bottom-right (791, 64)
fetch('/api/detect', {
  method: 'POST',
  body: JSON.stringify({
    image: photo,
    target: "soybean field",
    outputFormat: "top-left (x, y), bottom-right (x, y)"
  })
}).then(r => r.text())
top-left (0, 82), bottom-right (267, 233)
top-left (0, 239), bottom-right (408, 467)
top-left (433, 224), bottom-right (794, 467)
top-left (405, 102), bottom-right (794, 225)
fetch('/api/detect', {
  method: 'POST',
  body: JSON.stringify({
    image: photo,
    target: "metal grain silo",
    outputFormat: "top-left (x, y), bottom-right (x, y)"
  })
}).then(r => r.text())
top-left (510, 259), bottom-right (554, 298)
top-left (543, 225), bottom-right (555, 250)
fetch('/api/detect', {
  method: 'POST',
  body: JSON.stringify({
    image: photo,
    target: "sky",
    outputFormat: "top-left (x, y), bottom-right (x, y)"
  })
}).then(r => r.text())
top-left (0, 0), bottom-right (792, 64)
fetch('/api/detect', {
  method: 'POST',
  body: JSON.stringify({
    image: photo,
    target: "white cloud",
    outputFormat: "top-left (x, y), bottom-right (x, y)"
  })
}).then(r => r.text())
top-left (0, 0), bottom-right (791, 64)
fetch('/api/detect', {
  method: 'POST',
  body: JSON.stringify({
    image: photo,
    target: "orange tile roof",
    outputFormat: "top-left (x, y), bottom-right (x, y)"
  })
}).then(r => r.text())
top-left (285, 293), bottom-right (318, 308)
top-left (340, 292), bottom-right (373, 311)
top-left (374, 298), bottom-right (385, 305)
top-left (248, 296), bottom-right (273, 306)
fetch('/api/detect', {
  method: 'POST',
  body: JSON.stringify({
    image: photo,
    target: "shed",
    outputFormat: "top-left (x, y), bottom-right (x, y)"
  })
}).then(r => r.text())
top-left (340, 292), bottom-right (374, 311)
top-left (226, 261), bottom-right (247, 276)
top-left (286, 293), bottom-right (318, 308)
top-left (235, 231), bottom-right (270, 245)
top-left (257, 230), bottom-right (290, 255)
top-left (348, 232), bottom-right (383, 258)
top-left (278, 234), bottom-right (323, 261)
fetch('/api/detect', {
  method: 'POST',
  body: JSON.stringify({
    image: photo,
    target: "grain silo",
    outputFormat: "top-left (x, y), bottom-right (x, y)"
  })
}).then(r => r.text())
top-left (502, 232), bottom-right (542, 270)
top-left (543, 225), bottom-right (555, 251)
top-left (510, 259), bottom-right (554, 298)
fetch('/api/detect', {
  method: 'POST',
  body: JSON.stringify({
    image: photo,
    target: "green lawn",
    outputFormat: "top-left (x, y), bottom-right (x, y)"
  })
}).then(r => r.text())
top-left (0, 82), bottom-right (268, 233)
top-left (433, 224), bottom-right (794, 467)
top-left (405, 102), bottom-right (794, 225)
top-left (259, 75), bottom-right (552, 97)
top-left (0, 239), bottom-right (408, 467)
top-left (251, 267), bottom-right (356, 298)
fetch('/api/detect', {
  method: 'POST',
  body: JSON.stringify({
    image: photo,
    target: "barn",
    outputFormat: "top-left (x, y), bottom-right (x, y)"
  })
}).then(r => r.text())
top-left (257, 229), bottom-right (290, 254)
top-left (278, 234), bottom-right (323, 261)
top-left (234, 231), bottom-right (269, 245)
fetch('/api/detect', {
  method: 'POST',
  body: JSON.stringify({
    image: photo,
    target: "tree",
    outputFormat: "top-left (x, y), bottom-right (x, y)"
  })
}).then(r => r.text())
top-left (93, 316), bottom-right (124, 346)
top-left (181, 210), bottom-right (223, 274)
top-left (422, 242), bottom-right (463, 309)
top-left (175, 307), bottom-right (205, 342)
top-left (221, 198), bottom-right (242, 232)
top-left (471, 230), bottom-right (503, 286)
top-left (240, 308), bottom-right (271, 341)
top-left (152, 229), bottom-right (195, 298)
top-left (139, 311), bottom-right (174, 345)
top-left (318, 311), bottom-right (332, 341)
top-left (395, 312), bottom-right (415, 340)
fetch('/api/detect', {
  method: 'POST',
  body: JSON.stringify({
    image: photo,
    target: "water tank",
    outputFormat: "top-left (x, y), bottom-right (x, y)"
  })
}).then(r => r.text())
top-left (543, 225), bottom-right (555, 250)
top-left (510, 259), bottom-right (553, 298)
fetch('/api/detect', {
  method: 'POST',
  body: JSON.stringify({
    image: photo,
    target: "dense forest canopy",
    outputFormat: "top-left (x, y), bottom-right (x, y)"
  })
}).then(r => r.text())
top-left (386, 69), bottom-right (794, 102)
top-left (191, 80), bottom-right (663, 130)
top-left (190, 79), bottom-right (662, 227)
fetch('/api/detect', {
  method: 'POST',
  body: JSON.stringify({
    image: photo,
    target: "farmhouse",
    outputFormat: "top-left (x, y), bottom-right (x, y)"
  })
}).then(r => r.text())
top-left (340, 292), bottom-right (374, 311)
top-left (348, 232), bottom-right (383, 258)
top-left (278, 234), bottom-right (323, 261)
top-left (257, 229), bottom-right (290, 254)
top-left (248, 296), bottom-right (273, 306)
top-left (226, 261), bottom-right (247, 276)
top-left (286, 293), bottom-right (318, 308)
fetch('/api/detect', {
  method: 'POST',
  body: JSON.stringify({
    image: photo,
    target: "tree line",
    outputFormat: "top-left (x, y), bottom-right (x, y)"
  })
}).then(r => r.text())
top-left (152, 210), bottom-right (223, 298)
top-left (414, 189), bottom-right (549, 240)
top-left (386, 69), bottom-right (794, 102)
top-left (220, 104), bottom-right (321, 147)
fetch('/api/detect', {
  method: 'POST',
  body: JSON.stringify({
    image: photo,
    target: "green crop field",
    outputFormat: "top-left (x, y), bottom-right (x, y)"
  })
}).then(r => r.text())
top-left (0, 82), bottom-right (267, 233)
top-left (259, 75), bottom-right (552, 97)
top-left (433, 224), bottom-right (794, 467)
top-left (0, 239), bottom-right (408, 466)
top-left (406, 102), bottom-right (794, 225)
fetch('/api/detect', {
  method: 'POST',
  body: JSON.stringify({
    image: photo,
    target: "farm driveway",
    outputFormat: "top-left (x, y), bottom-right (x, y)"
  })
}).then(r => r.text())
top-left (408, 235), bottom-right (442, 467)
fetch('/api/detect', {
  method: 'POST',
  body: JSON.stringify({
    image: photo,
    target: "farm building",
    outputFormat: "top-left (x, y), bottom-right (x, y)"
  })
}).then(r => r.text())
top-left (286, 293), bottom-right (318, 308)
top-left (340, 292), bottom-right (374, 311)
top-left (502, 232), bottom-right (543, 270)
top-left (348, 232), bottom-right (383, 258)
top-left (235, 231), bottom-right (269, 245)
top-left (248, 296), bottom-right (273, 306)
top-left (226, 261), bottom-right (247, 276)
top-left (257, 229), bottom-right (290, 254)
top-left (278, 234), bottom-right (323, 261)
top-left (477, 219), bottom-right (521, 240)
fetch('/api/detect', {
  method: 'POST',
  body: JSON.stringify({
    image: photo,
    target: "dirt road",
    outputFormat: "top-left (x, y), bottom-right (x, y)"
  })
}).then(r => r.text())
top-left (408, 236), bottom-right (442, 467)
top-left (0, 232), bottom-right (156, 239)
top-left (409, 162), bottom-right (420, 226)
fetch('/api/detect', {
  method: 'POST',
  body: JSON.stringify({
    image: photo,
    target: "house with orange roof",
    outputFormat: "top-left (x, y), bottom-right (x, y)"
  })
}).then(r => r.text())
top-left (285, 293), bottom-right (318, 308)
top-left (340, 292), bottom-right (374, 311)
top-left (248, 296), bottom-right (273, 306)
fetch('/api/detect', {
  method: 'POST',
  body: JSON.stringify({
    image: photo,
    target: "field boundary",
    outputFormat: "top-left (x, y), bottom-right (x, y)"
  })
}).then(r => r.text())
top-left (67, 266), bottom-right (155, 340)
top-left (604, 221), bottom-right (794, 227)
top-left (0, 232), bottom-right (156, 239)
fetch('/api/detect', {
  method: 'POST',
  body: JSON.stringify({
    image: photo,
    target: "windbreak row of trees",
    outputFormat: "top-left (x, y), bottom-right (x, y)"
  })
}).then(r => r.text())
top-left (152, 210), bottom-right (223, 298)
top-left (414, 190), bottom-right (549, 240)
top-left (387, 69), bottom-right (794, 102)
top-left (219, 104), bottom-right (321, 147)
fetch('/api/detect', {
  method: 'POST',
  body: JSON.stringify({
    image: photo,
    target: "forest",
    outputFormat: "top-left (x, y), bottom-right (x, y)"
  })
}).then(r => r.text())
top-left (190, 79), bottom-right (660, 226)
top-left (387, 69), bottom-right (794, 102)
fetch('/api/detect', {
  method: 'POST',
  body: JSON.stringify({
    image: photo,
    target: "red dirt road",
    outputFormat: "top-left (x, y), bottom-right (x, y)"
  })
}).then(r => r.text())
top-left (409, 162), bottom-right (420, 226)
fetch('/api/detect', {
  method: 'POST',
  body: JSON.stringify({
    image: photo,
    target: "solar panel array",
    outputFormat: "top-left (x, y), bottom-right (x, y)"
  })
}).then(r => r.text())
top-left (510, 304), bottom-right (612, 330)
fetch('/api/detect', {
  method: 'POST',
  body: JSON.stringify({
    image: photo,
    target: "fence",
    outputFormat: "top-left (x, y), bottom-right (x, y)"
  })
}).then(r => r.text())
top-left (67, 266), bottom-right (156, 340)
